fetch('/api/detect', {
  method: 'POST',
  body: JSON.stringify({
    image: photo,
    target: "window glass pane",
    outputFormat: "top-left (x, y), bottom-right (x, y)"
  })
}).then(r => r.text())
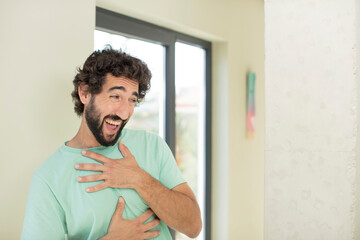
top-left (94, 30), bottom-right (166, 137)
top-left (175, 42), bottom-right (206, 240)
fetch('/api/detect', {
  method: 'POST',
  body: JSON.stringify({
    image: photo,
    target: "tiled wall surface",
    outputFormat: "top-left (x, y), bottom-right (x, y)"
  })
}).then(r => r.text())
top-left (265, 0), bottom-right (359, 239)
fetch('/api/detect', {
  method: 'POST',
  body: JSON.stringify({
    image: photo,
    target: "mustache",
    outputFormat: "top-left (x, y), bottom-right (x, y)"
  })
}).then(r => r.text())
top-left (104, 115), bottom-right (127, 122)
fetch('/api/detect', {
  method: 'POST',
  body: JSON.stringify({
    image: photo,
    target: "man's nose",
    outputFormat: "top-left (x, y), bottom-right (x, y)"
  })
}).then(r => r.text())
top-left (116, 101), bottom-right (131, 120)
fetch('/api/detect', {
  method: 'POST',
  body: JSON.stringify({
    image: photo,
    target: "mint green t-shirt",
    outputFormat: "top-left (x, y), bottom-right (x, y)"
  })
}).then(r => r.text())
top-left (21, 129), bottom-right (185, 240)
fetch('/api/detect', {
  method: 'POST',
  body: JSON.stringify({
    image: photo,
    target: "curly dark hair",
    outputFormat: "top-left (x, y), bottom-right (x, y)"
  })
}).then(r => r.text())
top-left (71, 47), bottom-right (152, 116)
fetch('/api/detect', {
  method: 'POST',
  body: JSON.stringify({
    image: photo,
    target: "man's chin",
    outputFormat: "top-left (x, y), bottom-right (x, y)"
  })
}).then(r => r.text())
top-left (99, 135), bottom-right (115, 146)
top-left (100, 140), bottom-right (117, 147)
top-left (100, 121), bottom-right (126, 146)
top-left (101, 131), bottom-right (122, 146)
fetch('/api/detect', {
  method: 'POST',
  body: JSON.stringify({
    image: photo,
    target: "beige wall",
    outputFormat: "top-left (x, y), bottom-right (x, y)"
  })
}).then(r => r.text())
top-left (0, 0), bottom-right (95, 238)
top-left (355, 0), bottom-right (360, 237)
top-left (0, 0), bottom-right (264, 239)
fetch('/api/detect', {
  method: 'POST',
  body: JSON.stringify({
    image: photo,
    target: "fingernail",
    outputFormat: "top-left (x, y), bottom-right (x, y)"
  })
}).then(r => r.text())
top-left (75, 164), bottom-right (79, 169)
top-left (77, 177), bottom-right (82, 181)
top-left (82, 150), bottom-right (87, 155)
top-left (86, 188), bottom-right (90, 192)
top-left (119, 197), bottom-right (123, 202)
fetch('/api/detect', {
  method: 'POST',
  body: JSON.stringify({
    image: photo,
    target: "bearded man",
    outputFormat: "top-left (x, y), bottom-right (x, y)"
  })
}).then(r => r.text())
top-left (21, 48), bottom-right (202, 240)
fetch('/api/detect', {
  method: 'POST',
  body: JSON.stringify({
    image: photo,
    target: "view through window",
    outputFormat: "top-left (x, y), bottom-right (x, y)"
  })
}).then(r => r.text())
top-left (175, 42), bottom-right (206, 240)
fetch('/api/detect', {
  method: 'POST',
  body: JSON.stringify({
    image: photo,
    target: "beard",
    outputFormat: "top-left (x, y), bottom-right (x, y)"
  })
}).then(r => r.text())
top-left (84, 97), bottom-right (128, 146)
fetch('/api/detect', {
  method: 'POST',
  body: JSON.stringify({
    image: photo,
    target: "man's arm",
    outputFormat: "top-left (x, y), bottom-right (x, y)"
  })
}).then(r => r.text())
top-left (21, 174), bottom-right (67, 240)
top-left (76, 141), bottom-right (202, 238)
top-left (135, 174), bottom-right (202, 238)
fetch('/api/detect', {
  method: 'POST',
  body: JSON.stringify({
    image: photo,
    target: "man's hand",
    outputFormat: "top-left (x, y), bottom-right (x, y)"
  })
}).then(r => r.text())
top-left (99, 197), bottom-right (161, 240)
top-left (75, 141), bottom-right (143, 192)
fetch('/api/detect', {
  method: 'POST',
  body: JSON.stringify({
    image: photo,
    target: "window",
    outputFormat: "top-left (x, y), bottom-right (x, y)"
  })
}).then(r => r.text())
top-left (95, 7), bottom-right (212, 240)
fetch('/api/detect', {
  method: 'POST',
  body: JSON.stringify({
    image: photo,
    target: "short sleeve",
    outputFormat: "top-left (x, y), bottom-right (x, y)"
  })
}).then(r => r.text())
top-left (21, 173), bottom-right (67, 240)
top-left (158, 138), bottom-right (186, 189)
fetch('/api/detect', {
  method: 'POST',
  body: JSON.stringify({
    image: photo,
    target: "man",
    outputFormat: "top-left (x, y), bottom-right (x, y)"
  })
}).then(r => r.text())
top-left (22, 48), bottom-right (202, 239)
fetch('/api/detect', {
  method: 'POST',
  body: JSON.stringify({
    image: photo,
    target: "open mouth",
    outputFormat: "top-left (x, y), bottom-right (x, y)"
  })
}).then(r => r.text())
top-left (105, 119), bottom-right (121, 132)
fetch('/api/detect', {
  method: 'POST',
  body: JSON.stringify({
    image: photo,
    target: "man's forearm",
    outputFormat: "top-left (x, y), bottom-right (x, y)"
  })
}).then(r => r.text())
top-left (133, 170), bottom-right (202, 238)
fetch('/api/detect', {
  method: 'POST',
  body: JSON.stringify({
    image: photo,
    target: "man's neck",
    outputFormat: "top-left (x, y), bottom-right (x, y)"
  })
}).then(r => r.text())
top-left (66, 116), bottom-right (100, 149)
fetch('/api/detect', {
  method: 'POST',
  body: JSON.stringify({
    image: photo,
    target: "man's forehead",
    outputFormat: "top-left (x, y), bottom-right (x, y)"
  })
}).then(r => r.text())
top-left (104, 74), bottom-right (139, 90)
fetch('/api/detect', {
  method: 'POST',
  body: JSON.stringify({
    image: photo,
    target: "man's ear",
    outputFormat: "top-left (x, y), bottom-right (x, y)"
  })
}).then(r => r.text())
top-left (78, 84), bottom-right (91, 104)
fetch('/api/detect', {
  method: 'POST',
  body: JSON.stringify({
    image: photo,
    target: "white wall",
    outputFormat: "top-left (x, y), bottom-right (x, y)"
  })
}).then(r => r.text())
top-left (354, 0), bottom-right (360, 237)
top-left (0, 0), bottom-right (95, 238)
top-left (265, 0), bottom-right (359, 239)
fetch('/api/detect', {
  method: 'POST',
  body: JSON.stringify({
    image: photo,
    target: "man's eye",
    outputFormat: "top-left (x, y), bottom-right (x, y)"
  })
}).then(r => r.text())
top-left (110, 95), bottom-right (119, 99)
top-left (130, 98), bottom-right (138, 103)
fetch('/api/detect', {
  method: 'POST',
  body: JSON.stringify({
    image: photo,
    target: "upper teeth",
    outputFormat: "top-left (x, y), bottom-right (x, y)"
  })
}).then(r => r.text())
top-left (105, 119), bottom-right (121, 126)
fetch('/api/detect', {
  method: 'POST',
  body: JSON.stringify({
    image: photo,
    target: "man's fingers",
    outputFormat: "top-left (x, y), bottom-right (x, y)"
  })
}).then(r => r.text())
top-left (75, 163), bottom-right (104, 172)
top-left (114, 197), bottom-right (125, 218)
top-left (143, 218), bottom-right (160, 231)
top-left (82, 150), bottom-right (109, 164)
top-left (77, 174), bottom-right (104, 183)
top-left (118, 141), bottom-right (132, 158)
top-left (144, 230), bottom-right (161, 239)
top-left (85, 182), bottom-right (108, 192)
top-left (138, 209), bottom-right (155, 223)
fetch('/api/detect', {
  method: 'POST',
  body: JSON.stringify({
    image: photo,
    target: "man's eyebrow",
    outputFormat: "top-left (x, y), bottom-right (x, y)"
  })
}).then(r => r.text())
top-left (108, 86), bottom-right (139, 97)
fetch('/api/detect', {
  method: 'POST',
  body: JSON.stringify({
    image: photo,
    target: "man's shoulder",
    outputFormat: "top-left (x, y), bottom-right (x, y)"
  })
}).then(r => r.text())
top-left (122, 128), bottom-right (163, 142)
top-left (122, 128), bottom-right (170, 156)
top-left (34, 145), bottom-right (75, 179)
